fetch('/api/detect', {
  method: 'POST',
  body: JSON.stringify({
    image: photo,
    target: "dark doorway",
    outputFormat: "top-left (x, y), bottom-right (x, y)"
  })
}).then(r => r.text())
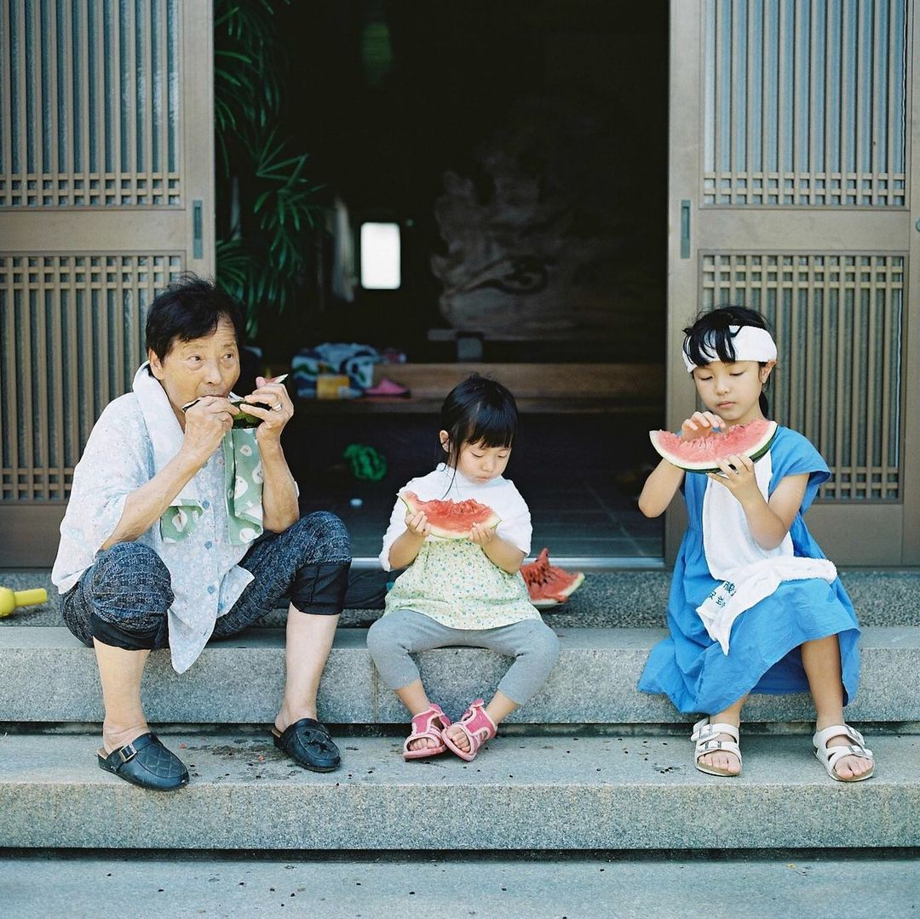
top-left (264, 1), bottom-right (669, 560)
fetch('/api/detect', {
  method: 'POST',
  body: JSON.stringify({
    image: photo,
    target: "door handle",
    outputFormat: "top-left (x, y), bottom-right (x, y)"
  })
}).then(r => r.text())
top-left (192, 200), bottom-right (203, 259)
top-left (681, 200), bottom-right (691, 259)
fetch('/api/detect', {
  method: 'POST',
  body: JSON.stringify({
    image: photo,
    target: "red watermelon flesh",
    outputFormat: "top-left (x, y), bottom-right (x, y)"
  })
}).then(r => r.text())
top-left (522, 548), bottom-right (585, 607)
top-left (399, 490), bottom-right (501, 540)
top-left (649, 418), bottom-right (778, 473)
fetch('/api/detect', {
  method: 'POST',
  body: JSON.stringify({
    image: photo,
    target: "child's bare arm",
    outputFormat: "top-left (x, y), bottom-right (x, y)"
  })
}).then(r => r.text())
top-left (387, 511), bottom-right (429, 569)
top-left (739, 469), bottom-right (807, 549)
top-left (469, 523), bottom-right (526, 573)
top-left (639, 411), bottom-right (725, 517)
top-left (638, 459), bottom-right (686, 517)
top-left (708, 455), bottom-right (808, 550)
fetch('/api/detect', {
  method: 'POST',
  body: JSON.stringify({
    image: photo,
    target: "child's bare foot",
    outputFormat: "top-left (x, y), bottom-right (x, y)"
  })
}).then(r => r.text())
top-left (697, 733), bottom-right (741, 775)
top-left (442, 700), bottom-right (498, 762)
top-left (691, 718), bottom-right (742, 777)
top-left (813, 724), bottom-right (875, 781)
top-left (402, 703), bottom-right (450, 761)
top-left (444, 722), bottom-right (471, 754)
top-left (408, 733), bottom-right (442, 753)
top-left (824, 734), bottom-right (873, 779)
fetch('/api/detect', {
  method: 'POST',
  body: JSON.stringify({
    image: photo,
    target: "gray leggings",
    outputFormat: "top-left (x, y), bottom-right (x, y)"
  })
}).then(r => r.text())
top-left (367, 608), bottom-right (560, 706)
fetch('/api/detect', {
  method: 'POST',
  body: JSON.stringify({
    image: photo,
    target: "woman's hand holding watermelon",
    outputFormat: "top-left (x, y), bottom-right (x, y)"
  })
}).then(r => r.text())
top-left (680, 411), bottom-right (725, 441)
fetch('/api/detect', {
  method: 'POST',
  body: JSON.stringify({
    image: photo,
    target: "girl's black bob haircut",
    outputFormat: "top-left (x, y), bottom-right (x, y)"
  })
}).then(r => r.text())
top-left (440, 373), bottom-right (519, 468)
top-left (682, 305), bottom-right (771, 369)
top-left (146, 275), bottom-right (246, 361)
top-left (683, 305), bottom-right (773, 416)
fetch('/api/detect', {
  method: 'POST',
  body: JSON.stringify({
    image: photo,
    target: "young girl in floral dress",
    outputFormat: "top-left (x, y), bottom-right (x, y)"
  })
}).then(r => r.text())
top-left (367, 374), bottom-right (559, 762)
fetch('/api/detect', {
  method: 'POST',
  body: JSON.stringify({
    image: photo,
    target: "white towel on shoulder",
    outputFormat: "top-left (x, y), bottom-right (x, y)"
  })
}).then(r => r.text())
top-left (133, 363), bottom-right (202, 505)
top-left (697, 450), bottom-right (837, 654)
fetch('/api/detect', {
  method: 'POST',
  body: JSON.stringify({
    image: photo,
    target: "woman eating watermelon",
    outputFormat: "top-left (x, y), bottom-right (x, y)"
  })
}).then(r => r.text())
top-left (637, 306), bottom-right (874, 783)
top-left (367, 374), bottom-right (559, 762)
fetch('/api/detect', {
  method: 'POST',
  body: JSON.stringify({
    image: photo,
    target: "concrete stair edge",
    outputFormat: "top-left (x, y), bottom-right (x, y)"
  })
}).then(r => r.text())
top-left (1, 733), bottom-right (917, 850)
top-left (4, 625), bottom-right (920, 726)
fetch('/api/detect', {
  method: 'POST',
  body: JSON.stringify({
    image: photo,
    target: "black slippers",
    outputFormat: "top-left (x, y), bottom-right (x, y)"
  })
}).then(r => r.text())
top-left (272, 718), bottom-right (341, 772)
top-left (97, 733), bottom-right (190, 791)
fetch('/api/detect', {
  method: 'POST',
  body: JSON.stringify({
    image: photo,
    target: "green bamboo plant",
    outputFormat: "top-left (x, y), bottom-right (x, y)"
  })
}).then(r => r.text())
top-left (214, 0), bottom-right (325, 338)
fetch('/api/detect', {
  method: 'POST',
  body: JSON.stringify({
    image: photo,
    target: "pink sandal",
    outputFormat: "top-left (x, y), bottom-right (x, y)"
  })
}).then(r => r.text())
top-left (442, 699), bottom-right (497, 762)
top-left (403, 703), bottom-right (451, 760)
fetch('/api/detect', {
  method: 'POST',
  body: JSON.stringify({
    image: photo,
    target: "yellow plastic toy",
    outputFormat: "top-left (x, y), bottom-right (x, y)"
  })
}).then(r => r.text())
top-left (0, 586), bottom-right (48, 618)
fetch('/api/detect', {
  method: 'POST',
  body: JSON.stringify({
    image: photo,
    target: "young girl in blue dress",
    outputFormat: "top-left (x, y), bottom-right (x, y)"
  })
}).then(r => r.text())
top-left (367, 374), bottom-right (559, 762)
top-left (637, 306), bottom-right (875, 782)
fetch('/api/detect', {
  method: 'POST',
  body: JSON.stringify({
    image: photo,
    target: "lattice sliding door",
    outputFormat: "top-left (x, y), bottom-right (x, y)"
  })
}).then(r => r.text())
top-left (701, 252), bottom-right (904, 503)
top-left (1, 255), bottom-right (183, 504)
top-left (669, 0), bottom-right (920, 565)
top-left (0, 0), bottom-right (214, 565)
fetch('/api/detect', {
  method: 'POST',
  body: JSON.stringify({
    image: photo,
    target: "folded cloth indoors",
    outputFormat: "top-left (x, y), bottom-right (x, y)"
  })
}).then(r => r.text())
top-left (292, 343), bottom-right (381, 398)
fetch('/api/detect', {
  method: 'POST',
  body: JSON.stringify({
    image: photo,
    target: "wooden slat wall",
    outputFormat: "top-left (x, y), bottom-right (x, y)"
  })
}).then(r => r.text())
top-left (701, 252), bottom-right (904, 501)
top-left (703, 0), bottom-right (908, 207)
top-left (0, 254), bottom-right (183, 501)
top-left (0, 0), bottom-right (181, 208)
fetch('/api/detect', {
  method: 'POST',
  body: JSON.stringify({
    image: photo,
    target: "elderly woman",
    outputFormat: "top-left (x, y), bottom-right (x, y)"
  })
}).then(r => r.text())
top-left (52, 277), bottom-right (351, 790)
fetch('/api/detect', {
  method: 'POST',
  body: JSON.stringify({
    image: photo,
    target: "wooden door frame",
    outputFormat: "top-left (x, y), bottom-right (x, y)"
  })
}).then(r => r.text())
top-left (0, 0), bottom-right (215, 567)
top-left (665, 0), bottom-right (920, 566)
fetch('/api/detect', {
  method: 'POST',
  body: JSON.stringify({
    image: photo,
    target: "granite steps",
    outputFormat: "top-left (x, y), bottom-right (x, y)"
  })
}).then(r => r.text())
top-left (2, 567), bottom-right (919, 852)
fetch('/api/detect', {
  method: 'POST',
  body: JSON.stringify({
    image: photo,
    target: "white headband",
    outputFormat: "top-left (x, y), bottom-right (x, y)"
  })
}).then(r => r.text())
top-left (682, 325), bottom-right (777, 373)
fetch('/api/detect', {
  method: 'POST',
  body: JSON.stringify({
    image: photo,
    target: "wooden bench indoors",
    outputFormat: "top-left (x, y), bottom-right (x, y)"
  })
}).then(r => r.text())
top-left (294, 363), bottom-right (664, 414)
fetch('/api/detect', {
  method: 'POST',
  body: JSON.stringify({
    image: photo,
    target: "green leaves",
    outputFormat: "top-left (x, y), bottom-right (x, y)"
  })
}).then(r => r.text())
top-left (214, 0), bottom-right (324, 338)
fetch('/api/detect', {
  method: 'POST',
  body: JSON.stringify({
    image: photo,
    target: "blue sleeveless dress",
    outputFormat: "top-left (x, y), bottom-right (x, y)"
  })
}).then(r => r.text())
top-left (638, 426), bottom-right (860, 715)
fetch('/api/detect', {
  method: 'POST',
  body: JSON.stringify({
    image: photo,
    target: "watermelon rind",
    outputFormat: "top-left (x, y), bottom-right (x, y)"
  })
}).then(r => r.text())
top-left (399, 490), bottom-right (501, 540)
top-left (649, 419), bottom-right (779, 473)
top-left (531, 570), bottom-right (585, 606)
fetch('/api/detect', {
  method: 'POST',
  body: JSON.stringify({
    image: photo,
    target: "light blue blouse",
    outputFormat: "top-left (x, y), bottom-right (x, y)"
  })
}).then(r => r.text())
top-left (52, 391), bottom-right (254, 673)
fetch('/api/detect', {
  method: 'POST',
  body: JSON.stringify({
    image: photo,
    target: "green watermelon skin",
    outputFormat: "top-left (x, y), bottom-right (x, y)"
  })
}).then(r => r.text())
top-left (399, 490), bottom-right (501, 540)
top-left (649, 419), bottom-right (779, 473)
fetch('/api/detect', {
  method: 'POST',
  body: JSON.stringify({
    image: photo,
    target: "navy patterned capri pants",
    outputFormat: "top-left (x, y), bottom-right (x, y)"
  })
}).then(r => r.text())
top-left (61, 511), bottom-right (352, 651)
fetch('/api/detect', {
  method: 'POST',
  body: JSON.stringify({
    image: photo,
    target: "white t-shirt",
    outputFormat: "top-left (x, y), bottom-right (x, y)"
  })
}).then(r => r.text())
top-left (379, 463), bottom-right (532, 571)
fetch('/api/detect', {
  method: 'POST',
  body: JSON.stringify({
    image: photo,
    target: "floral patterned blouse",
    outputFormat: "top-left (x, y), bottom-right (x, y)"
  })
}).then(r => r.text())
top-left (52, 366), bottom-right (257, 673)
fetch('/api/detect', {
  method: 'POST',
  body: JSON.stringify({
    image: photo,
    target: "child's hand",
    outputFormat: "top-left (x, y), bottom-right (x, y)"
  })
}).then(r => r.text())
top-left (707, 453), bottom-right (760, 502)
top-left (405, 511), bottom-right (432, 538)
top-left (469, 522), bottom-right (496, 545)
top-left (680, 411), bottom-right (725, 441)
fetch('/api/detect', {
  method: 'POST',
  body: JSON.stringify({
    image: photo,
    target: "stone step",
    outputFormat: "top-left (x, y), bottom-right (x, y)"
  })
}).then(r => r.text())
top-left (1, 732), bottom-right (917, 850)
top-left (3, 568), bottom-right (920, 630)
top-left (3, 851), bottom-right (919, 919)
top-left (3, 626), bottom-right (919, 726)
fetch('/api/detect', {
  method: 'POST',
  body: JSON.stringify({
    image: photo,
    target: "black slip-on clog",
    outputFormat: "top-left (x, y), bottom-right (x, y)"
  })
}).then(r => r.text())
top-left (272, 717), bottom-right (341, 772)
top-left (97, 732), bottom-right (190, 791)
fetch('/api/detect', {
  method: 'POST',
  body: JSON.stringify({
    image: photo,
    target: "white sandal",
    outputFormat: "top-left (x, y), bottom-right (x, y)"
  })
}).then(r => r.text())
top-left (691, 717), bottom-right (742, 777)
top-left (813, 724), bottom-right (875, 782)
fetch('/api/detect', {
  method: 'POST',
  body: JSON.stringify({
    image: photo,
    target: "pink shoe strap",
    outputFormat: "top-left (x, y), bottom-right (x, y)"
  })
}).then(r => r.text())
top-left (410, 703), bottom-right (450, 735)
top-left (458, 699), bottom-right (497, 744)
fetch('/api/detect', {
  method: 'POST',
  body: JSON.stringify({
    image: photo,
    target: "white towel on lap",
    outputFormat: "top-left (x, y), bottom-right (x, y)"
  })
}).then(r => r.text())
top-left (698, 451), bottom-right (837, 654)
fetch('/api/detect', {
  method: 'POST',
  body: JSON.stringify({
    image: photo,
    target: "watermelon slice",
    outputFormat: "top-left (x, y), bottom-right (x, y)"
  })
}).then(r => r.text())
top-left (649, 418), bottom-right (778, 473)
top-left (522, 548), bottom-right (585, 608)
top-left (399, 490), bottom-right (501, 540)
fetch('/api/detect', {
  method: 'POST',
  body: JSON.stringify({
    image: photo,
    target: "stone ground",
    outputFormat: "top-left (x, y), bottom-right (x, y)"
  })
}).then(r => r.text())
top-left (1, 850), bottom-right (918, 918)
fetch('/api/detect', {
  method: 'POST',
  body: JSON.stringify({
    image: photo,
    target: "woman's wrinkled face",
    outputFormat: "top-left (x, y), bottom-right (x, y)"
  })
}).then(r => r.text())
top-left (148, 315), bottom-right (240, 419)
